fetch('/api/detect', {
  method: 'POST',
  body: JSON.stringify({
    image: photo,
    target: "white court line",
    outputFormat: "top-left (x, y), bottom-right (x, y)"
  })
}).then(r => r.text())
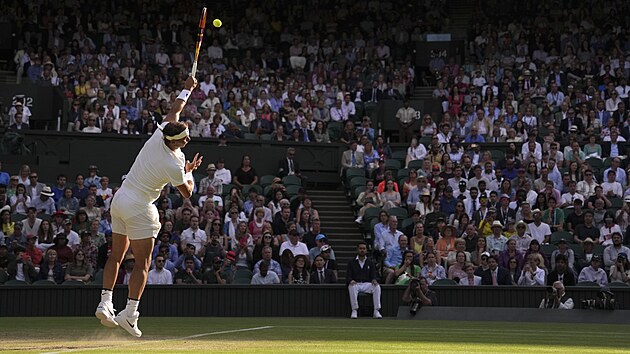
top-left (273, 325), bottom-right (630, 337)
top-left (42, 326), bottom-right (274, 354)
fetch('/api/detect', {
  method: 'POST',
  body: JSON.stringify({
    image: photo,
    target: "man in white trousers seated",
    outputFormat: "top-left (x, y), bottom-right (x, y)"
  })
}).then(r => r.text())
top-left (346, 241), bottom-right (382, 319)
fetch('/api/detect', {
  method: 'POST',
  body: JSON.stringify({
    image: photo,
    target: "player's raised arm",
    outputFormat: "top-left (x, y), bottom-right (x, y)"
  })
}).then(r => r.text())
top-left (164, 75), bottom-right (198, 124)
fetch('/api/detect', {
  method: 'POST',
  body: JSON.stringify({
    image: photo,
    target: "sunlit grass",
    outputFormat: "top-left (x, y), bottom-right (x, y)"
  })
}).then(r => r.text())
top-left (0, 318), bottom-right (628, 353)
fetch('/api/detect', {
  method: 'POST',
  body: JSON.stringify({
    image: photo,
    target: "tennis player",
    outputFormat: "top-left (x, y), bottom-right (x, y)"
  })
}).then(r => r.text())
top-left (95, 75), bottom-right (202, 337)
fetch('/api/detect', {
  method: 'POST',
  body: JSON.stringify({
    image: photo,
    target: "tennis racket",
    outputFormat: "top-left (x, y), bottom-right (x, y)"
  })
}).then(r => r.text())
top-left (191, 7), bottom-right (207, 78)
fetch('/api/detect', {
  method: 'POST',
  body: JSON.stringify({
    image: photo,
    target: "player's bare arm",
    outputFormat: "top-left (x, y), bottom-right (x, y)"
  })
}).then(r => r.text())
top-left (164, 76), bottom-right (198, 124)
top-left (176, 153), bottom-right (203, 199)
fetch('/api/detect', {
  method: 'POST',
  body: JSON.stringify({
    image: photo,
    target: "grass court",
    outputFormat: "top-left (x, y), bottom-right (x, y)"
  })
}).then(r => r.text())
top-left (0, 317), bottom-right (628, 353)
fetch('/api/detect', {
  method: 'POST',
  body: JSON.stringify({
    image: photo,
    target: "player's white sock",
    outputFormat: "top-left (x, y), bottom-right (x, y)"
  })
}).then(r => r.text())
top-left (101, 289), bottom-right (113, 303)
top-left (125, 299), bottom-right (140, 313)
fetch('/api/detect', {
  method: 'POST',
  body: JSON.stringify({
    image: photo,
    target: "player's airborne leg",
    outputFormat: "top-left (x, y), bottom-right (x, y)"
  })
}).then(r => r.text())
top-left (95, 74), bottom-right (203, 337)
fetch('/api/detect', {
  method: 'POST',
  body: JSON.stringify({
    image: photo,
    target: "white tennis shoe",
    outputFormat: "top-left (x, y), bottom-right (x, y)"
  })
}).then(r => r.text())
top-left (115, 309), bottom-right (142, 337)
top-left (95, 301), bottom-right (118, 328)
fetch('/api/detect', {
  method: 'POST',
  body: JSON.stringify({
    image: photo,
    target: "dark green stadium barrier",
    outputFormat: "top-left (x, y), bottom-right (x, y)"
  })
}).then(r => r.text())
top-left (15, 131), bottom-right (347, 185)
top-left (0, 285), bottom-right (627, 317)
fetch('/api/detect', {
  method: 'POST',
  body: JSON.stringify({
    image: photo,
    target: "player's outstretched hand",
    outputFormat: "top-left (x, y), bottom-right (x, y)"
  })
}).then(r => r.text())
top-left (184, 76), bottom-right (198, 91)
top-left (186, 153), bottom-right (203, 173)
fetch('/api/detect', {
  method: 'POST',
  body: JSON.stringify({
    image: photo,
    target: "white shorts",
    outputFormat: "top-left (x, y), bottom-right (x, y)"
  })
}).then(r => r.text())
top-left (110, 192), bottom-right (161, 240)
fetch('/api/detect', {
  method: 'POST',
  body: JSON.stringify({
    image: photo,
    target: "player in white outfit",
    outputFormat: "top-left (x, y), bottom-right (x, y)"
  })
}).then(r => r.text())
top-left (95, 76), bottom-right (202, 337)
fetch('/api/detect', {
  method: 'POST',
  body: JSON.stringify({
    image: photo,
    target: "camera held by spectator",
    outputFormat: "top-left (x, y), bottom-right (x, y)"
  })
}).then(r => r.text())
top-left (407, 278), bottom-right (422, 315)
top-left (539, 281), bottom-right (574, 309)
top-left (402, 276), bottom-right (437, 315)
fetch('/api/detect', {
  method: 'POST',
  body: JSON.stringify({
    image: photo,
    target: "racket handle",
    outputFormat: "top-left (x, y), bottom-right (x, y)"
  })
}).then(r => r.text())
top-left (191, 61), bottom-right (198, 78)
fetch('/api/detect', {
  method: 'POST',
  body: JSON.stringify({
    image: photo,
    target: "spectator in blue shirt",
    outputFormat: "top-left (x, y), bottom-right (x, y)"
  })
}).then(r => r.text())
top-left (440, 187), bottom-right (458, 215)
top-left (464, 127), bottom-right (485, 143)
top-left (174, 243), bottom-right (202, 271)
top-left (501, 158), bottom-right (518, 181)
top-left (0, 161), bottom-right (10, 187)
top-left (383, 235), bottom-right (410, 284)
top-left (27, 57), bottom-right (43, 83)
top-left (356, 117), bottom-right (375, 143)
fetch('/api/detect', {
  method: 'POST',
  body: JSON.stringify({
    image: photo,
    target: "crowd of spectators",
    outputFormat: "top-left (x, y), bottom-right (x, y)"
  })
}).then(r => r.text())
top-left (3, 0), bottom-right (450, 139)
top-left (6, 0), bottom-right (630, 298)
top-left (0, 148), bottom-right (344, 285)
top-left (0, 0), bottom-right (450, 288)
top-left (340, 0), bottom-right (630, 290)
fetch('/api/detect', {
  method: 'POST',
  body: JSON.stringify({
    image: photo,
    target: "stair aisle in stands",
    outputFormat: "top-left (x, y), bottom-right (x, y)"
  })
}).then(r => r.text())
top-left (307, 189), bottom-right (363, 282)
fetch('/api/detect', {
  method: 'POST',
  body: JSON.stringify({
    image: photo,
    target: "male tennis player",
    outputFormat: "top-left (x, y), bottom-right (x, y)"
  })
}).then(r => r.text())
top-left (95, 75), bottom-right (202, 337)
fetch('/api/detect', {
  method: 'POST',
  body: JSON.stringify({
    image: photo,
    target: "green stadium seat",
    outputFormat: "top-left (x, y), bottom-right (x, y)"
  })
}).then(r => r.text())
top-left (221, 184), bottom-right (236, 197)
top-left (11, 214), bottom-right (27, 222)
top-left (327, 122), bottom-right (343, 142)
top-left (32, 280), bottom-right (57, 286)
top-left (363, 207), bottom-right (382, 223)
top-left (345, 168), bottom-right (366, 185)
top-left (260, 175), bottom-right (276, 188)
top-left (244, 133), bottom-right (259, 140)
top-left (263, 185), bottom-right (273, 198)
top-left (92, 270), bottom-right (104, 285)
top-left (0, 271), bottom-right (7, 284)
top-left (260, 134), bottom-right (272, 141)
top-left (401, 217), bottom-right (415, 231)
top-left (242, 184), bottom-right (263, 197)
top-left (575, 281), bottom-right (600, 287)
top-left (3, 279), bottom-right (28, 286)
top-left (282, 175), bottom-right (302, 186)
top-left (431, 279), bottom-right (458, 286)
top-left (607, 208), bottom-right (620, 217)
top-left (285, 185), bottom-right (301, 197)
top-left (550, 231), bottom-right (573, 244)
top-left (490, 150), bottom-right (504, 161)
top-left (350, 176), bottom-right (368, 191)
top-left (609, 282), bottom-right (630, 288)
top-left (540, 244), bottom-right (557, 257)
top-left (384, 159), bottom-right (401, 171)
top-left (568, 244), bottom-right (583, 258)
top-left (368, 218), bottom-right (379, 233)
top-left (563, 208), bottom-right (573, 220)
top-left (397, 168), bottom-right (410, 179)
top-left (233, 277), bottom-right (252, 284)
top-left (593, 244), bottom-right (605, 256)
top-left (610, 197), bottom-right (623, 209)
top-left (327, 121), bottom-right (343, 132)
top-left (407, 160), bottom-right (424, 170)
top-left (389, 207), bottom-right (408, 220)
top-left (603, 157), bottom-right (612, 169)
top-left (585, 157), bottom-right (603, 171)
top-left (352, 186), bottom-right (366, 200)
top-left (538, 126), bottom-right (549, 138)
top-left (391, 150), bottom-right (407, 163)
top-left (234, 269), bottom-right (253, 281)
top-left (62, 280), bottom-right (86, 286)
top-left (397, 176), bottom-right (409, 190)
top-left (419, 136), bottom-right (432, 146)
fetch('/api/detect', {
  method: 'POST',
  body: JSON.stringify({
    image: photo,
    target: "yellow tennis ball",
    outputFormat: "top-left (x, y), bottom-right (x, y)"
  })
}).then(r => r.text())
top-left (213, 19), bottom-right (222, 28)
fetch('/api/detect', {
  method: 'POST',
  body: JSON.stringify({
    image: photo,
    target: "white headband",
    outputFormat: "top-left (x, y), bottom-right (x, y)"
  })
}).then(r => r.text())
top-left (164, 128), bottom-right (190, 141)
